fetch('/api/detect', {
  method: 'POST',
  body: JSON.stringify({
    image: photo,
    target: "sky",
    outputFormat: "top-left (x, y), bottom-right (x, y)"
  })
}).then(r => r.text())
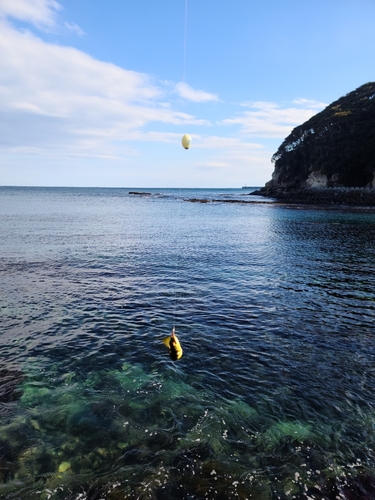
top-left (1, 0), bottom-right (375, 188)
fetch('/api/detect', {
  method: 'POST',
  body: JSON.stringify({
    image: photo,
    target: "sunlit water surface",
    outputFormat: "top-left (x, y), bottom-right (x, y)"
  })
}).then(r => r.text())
top-left (1, 186), bottom-right (375, 500)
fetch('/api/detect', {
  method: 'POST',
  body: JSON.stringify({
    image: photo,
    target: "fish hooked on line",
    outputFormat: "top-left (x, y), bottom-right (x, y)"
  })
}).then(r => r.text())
top-left (163, 328), bottom-right (183, 361)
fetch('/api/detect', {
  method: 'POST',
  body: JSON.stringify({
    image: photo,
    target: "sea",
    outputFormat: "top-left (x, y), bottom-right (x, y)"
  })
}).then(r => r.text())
top-left (1, 186), bottom-right (375, 500)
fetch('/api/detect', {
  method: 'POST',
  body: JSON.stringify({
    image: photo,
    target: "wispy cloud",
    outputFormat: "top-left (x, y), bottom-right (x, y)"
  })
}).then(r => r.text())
top-left (0, 0), bottom-right (326, 188)
top-left (0, 0), bottom-right (61, 29)
top-left (192, 136), bottom-right (263, 151)
top-left (222, 100), bottom-right (327, 138)
top-left (0, 21), bottom-right (207, 158)
top-left (189, 137), bottom-right (273, 185)
top-left (175, 82), bottom-right (219, 103)
top-left (293, 98), bottom-right (327, 109)
top-left (64, 21), bottom-right (86, 37)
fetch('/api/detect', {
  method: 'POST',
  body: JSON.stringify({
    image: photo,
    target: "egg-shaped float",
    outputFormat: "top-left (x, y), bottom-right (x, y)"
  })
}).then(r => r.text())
top-left (181, 134), bottom-right (191, 149)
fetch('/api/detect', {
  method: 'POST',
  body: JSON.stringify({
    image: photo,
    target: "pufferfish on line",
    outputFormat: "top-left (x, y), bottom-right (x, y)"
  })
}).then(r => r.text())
top-left (163, 328), bottom-right (183, 361)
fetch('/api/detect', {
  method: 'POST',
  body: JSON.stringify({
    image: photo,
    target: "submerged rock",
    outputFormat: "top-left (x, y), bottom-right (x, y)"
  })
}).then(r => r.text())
top-left (0, 369), bottom-right (24, 403)
top-left (0, 439), bottom-right (17, 482)
top-left (67, 409), bottom-right (100, 436)
top-left (58, 461), bottom-right (71, 473)
top-left (340, 473), bottom-right (375, 499)
top-left (261, 420), bottom-right (313, 450)
top-left (186, 198), bottom-right (211, 203)
top-left (171, 442), bottom-right (211, 473)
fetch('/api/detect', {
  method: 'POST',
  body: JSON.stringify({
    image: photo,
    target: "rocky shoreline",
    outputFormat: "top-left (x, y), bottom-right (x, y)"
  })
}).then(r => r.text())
top-left (253, 187), bottom-right (375, 206)
top-left (256, 83), bottom-right (375, 206)
top-left (129, 188), bottom-right (375, 207)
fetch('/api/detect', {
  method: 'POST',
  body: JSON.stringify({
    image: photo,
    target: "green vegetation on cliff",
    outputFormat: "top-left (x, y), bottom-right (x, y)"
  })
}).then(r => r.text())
top-left (267, 82), bottom-right (375, 190)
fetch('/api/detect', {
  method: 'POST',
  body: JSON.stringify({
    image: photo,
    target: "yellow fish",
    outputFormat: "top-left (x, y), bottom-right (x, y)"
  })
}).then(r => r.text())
top-left (163, 328), bottom-right (183, 361)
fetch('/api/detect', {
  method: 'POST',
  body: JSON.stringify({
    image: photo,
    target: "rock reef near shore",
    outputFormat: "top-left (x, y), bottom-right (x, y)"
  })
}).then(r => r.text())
top-left (255, 82), bottom-right (375, 205)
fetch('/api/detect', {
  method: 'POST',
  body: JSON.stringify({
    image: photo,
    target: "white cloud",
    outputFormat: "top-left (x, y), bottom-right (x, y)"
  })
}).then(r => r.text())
top-left (64, 21), bottom-right (86, 37)
top-left (0, 0), bottom-right (61, 29)
top-left (224, 100), bottom-right (327, 138)
top-left (171, 134), bottom-right (273, 184)
top-left (192, 136), bottom-right (263, 151)
top-left (241, 101), bottom-right (278, 109)
top-left (0, 0), bottom-right (320, 187)
top-left (175, 82), bottom-right (219, 102)
top-left (0, 22), bottom-right (207, 159)
top-left (191, 140), bottom-right (273, 185)
top-left (293, 98), bottom-right (327, 109)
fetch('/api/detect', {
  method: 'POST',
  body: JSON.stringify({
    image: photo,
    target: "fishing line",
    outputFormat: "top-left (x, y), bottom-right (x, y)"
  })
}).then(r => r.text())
top-left (173, 0), bottom-right (188, 330)
top-left (171, 0), bottom-right (189, 336)
top-left (183, 0), bottom-right (188, 81)
top-left (172, 189), bottom-right (182, 332)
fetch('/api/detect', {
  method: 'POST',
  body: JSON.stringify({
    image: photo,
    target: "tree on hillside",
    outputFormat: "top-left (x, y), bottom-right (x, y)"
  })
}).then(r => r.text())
top-left (270, 82), bottom-right (375, 189)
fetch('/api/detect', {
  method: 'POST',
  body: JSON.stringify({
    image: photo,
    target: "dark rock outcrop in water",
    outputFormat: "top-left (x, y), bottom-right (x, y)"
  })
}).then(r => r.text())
top-left (255, 82), bottom-right (375, 205)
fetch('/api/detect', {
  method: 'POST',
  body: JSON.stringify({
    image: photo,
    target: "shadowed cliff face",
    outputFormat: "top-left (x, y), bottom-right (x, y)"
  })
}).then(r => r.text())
top-left (262, 82), bottom-right (375, 194)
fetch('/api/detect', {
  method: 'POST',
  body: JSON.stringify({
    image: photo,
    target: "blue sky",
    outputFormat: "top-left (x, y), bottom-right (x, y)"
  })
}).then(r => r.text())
top-left (1, 0), bottom-right (375, 187)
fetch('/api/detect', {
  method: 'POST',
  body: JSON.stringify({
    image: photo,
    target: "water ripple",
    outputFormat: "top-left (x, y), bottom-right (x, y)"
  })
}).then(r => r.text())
top-left (1, 187), bottom-right (375, 498)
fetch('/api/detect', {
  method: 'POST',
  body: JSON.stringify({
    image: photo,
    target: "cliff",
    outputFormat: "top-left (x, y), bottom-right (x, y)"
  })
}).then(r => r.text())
top-left (256, 82), bottom-right (375, 205)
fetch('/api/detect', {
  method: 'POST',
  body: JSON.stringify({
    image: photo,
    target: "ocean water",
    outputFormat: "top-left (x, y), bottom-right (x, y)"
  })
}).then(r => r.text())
top-left (1, 186), bottom-right (375, 500)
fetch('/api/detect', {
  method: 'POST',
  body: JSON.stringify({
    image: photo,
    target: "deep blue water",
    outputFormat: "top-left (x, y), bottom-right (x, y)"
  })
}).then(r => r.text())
top-left (1, 186), bottom-right (375, 500)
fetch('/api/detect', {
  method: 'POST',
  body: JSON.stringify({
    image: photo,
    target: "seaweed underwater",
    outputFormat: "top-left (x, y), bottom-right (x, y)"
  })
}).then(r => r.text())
top-left (1, 360), bottom-right (375, 500)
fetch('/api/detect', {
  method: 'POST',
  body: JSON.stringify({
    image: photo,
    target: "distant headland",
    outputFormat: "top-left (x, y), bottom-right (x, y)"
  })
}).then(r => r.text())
top-left (254, 82), bottom-right (375, 206)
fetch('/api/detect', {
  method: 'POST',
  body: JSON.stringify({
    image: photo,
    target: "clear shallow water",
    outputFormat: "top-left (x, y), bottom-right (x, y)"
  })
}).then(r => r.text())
top-left (1, 186), bottom-right (375, 500)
